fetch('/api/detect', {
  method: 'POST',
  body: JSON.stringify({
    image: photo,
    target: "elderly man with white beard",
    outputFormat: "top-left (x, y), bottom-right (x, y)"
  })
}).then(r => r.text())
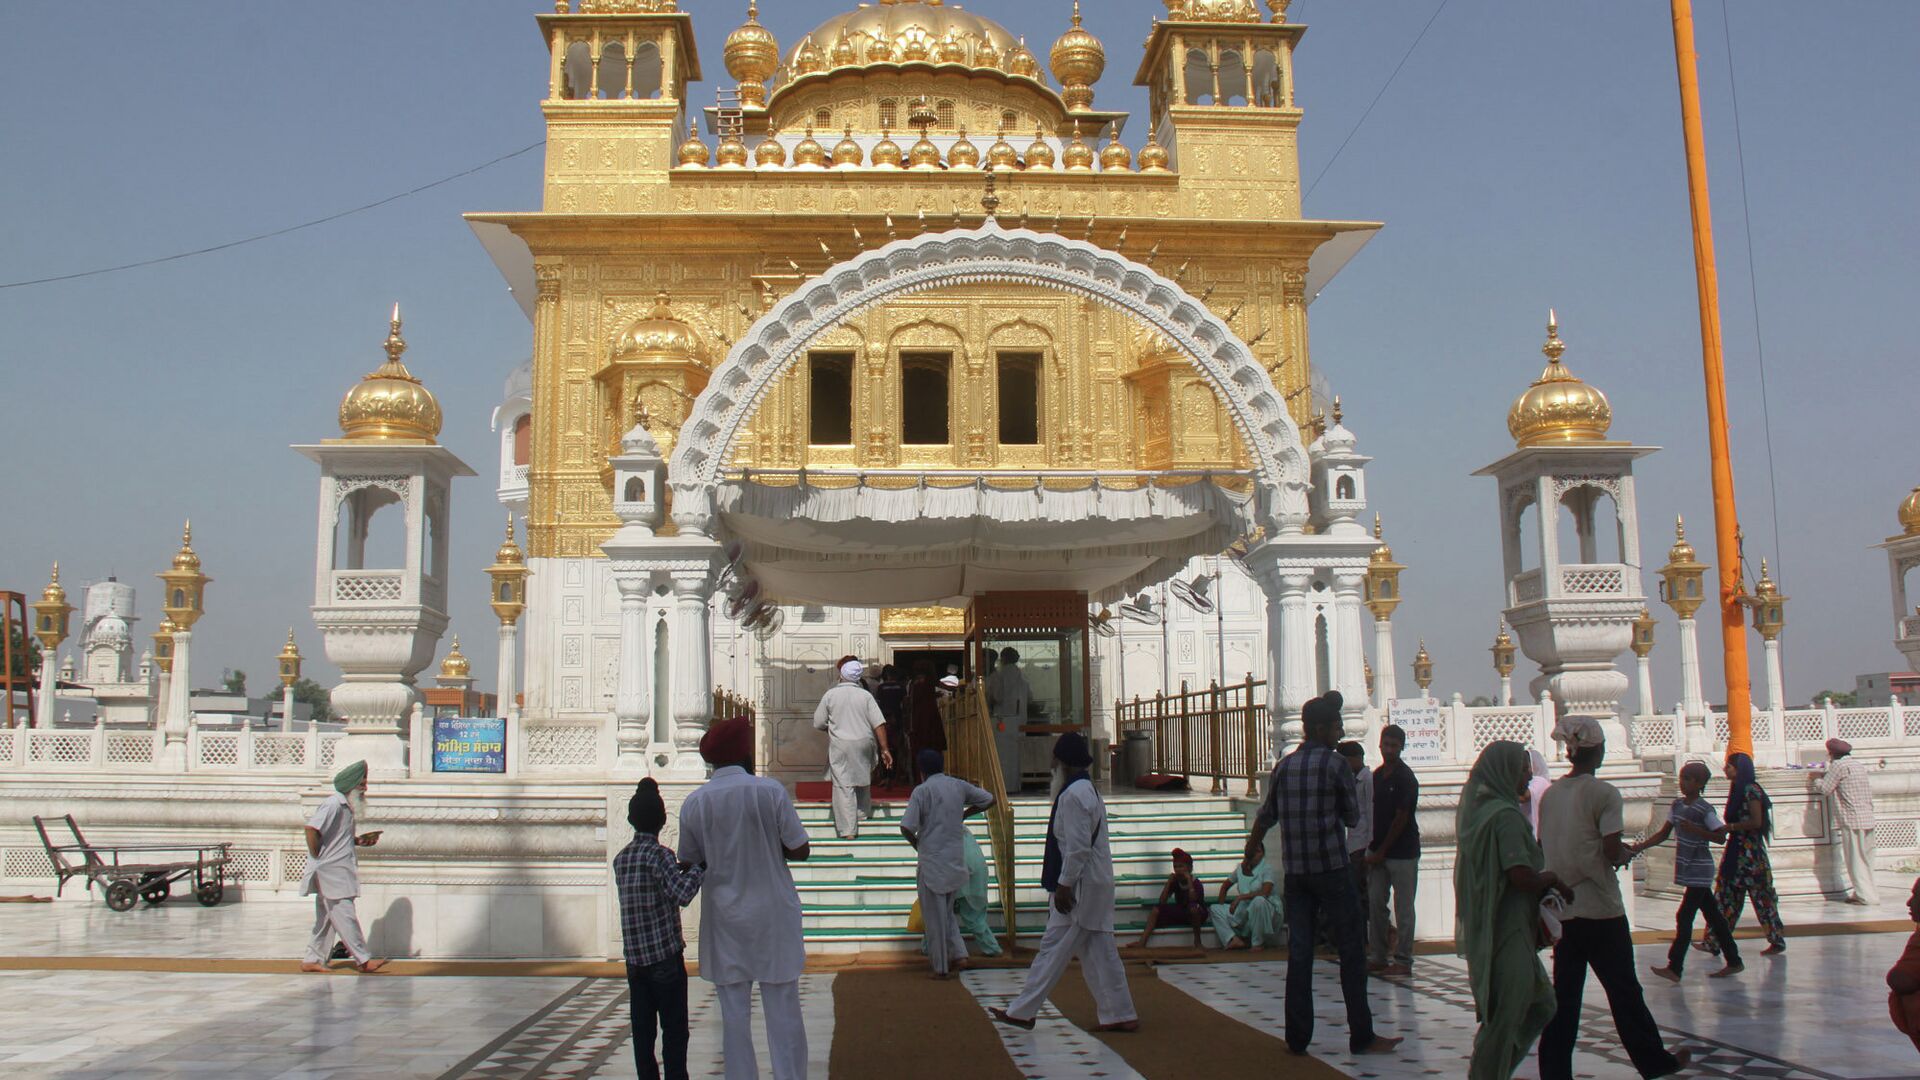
top-left (991, 732), bottom-right (1139, 1032)
top-left (813, 658), bottom-right (893, 839)
top-left (299, 760), bottom-right (387, 973)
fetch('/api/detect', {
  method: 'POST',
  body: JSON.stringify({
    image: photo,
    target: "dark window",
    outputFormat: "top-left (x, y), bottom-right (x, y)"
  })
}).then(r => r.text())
top-left (1335, 474), bottom-right (1355, 500)
top-left (997, 352), bottom-right (1041, 445)
top-left (624, 476), bottom-right (644, 502)
top-left (900, 352), bottom-right (951, 445)
top-left (809, 353), bottom-right (854, 445)
top-left (512, 414), bottom-right (532, 466)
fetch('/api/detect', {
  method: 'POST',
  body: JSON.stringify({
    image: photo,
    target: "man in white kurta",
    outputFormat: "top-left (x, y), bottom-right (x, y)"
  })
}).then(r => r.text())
top-left (678, 717), bottom-right (812, 1080)
top-left (992, 733), bottom-right (1138, 1031)
top-left (812, 659), bottom-right (892, 839)
top-left (299, 760), bottom-right (386, 973)
top-left (984, 648), bottom-right (1031, 792)
top-left (1816, 737), bottom-right (1880, 905)
top-left (901, 748), bottom-right (996, 977)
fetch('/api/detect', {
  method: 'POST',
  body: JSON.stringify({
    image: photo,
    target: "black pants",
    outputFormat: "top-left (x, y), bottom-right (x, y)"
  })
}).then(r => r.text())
top-left (1539, 916), bottom-right (1681, 1080)
top-left (628, 955), bottom-right (690, 1080)
top-left (1284, 867), bottom-right (1376, 1054)
top-left (1348, 851), bottom-right (1371, 950)
top-left (1668, 885), bottom-right (1739, 973)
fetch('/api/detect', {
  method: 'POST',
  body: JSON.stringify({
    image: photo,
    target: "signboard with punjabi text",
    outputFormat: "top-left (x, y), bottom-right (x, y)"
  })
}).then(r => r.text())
top-left (1387, 698), bottom-right (1446, 765)
top-left (432, 717), bottom-right (507, 774)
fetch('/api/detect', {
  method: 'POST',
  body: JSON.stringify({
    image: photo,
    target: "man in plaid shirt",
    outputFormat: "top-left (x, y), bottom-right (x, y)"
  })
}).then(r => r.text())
top-left (1247, 691), bottom-right (1401, 1057)
top-left (615, 778), bottom-right (705, 1080)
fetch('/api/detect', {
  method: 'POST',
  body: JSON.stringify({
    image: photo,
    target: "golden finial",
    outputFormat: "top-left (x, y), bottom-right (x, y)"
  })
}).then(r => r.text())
top-left (505, 512), bottom-right (516, 544)
top-left (1373, 513), bottom-right (1382, 540)
top-left (981, 166), bottom-right (1001, 218)
top-left (1675, 514), bottom-right (1686, 540)
top-left (1331, 395), bottom-right (1343, 425)
top-left (385, 303), bottom-right (406, 363)
top-left (1543, 308), bottom-right (1565, 363)
top-left (50, 561), bottom-right (60, 585)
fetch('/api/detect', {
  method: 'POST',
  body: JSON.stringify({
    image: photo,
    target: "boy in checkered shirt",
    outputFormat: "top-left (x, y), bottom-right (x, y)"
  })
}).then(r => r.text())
top-left (614, 778), bottom-right (704, 1080)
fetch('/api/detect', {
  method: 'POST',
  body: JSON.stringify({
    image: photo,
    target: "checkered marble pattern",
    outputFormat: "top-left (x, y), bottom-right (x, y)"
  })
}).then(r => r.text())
top-left (959, 968), bottom-right (1145, 1080)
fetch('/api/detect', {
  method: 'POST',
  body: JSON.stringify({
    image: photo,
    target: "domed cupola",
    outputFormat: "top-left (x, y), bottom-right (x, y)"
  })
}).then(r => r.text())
top-left (1050, 1), bottom-right (1105, 112)
top-left (723, 1), bottom-right (781, 108)
top-left (1507, 311), bottom-right (1614, 448)
top-left (338, 305), bottom-right (443, 444)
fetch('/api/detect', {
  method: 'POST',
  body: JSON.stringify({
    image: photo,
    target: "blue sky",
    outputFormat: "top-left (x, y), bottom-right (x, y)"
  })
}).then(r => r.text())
top-left (2, 1), bottom-right (1915, 708)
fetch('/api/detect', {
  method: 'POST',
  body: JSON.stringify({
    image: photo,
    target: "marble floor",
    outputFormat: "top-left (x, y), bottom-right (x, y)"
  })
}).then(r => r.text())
top-left (0, 931), bottom-right (1911, 1078)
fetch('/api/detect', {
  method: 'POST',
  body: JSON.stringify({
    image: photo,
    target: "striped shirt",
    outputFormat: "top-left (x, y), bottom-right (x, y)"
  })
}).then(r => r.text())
top-left (1254, 743), bottom-right (1358, 876)
top-left (613, 833), bottom-right (704, 967)
top-left (1817, 757), bottom-right (1876, 830)
top-left (1668, 797), bottom-right (1724, 888)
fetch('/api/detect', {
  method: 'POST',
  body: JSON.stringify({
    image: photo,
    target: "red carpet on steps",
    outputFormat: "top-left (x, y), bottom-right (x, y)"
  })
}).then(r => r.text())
top-left (794, 780), bottom-right (916, 803)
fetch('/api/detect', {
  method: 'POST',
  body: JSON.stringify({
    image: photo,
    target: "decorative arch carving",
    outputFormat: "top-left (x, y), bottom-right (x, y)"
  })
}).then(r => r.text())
top-left (667, 223), bottom-right (1312, 535)
top-left (887, 318), bottom-right (966, 354)
top-left (987, 317), bottom-right (1054, 351)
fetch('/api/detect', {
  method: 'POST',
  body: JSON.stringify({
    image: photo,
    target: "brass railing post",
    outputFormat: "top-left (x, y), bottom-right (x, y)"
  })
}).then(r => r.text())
top-left (1208, 680), bottom-right (1225, 795)
top-left (1243, 674), bottom-right (1260, 797)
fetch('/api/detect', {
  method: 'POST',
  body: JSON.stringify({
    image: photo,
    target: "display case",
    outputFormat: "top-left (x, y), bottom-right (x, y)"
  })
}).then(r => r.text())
top-left (966, 591), bottom-right (1092, 791)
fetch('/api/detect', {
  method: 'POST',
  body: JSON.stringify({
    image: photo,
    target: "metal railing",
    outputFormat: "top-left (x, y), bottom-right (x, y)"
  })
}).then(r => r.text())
top-left (1115, 676), bottom-right (1266, 797)
top-left (712, 687), bottom-right (756, 724)
top-left (944, 679), bottom-right (1019, 951)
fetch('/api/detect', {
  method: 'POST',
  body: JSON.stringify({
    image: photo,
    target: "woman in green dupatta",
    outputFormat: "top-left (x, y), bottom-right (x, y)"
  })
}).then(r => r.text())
top-left (1456, 740), bottom-right (1573, 1080)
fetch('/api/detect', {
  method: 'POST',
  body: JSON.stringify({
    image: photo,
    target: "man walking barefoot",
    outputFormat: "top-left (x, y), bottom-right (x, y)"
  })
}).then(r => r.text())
top-left (299, 761), bottom-right (387, 974)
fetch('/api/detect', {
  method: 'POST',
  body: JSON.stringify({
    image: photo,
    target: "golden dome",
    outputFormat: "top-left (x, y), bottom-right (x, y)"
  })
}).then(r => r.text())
top-left (872, 131), bottom-right (904, 168)
top-left (40, 561), bottom-right (67, 607)
top-left (947, 129), bottom-right (980, 168)
top-left (908, 132), bottom-right (942, 169)
top-left (1667, 516), bottom-right (1698, 565)
top-left (1368, 514), bottom-right (1394, 565)
top-left (976, 36), bottom-right (1002, 68)
top-left (986, 128), bottom-right (1019, 169)
top-left (615, 293), bottom-right (698, 361)
top-left (439, 636), bottom-right (471, 681)
top-left (1901, 487), bottom-right (1920, 535)
top-left (1025, 128), bottom-right (1056, 170)
top-left (495, 514), bottom-right (526, 566)
top-left (1063, 125), bottom-right (1094, 170)
top-left (784, 0), bottom-right (1026, 81)
top-left (724, 1), bottom-right (780, 105)
top-left (1167, 0), bottom-right (1264, 21)
top-left (1050, 1), bottom-right (1105, 111)
top-left (832, 128), bottom-right (864, 166)
top-left (170, 521), bottom-right (202, 573)
top-left (715, 132), bottom-right (749, 168)
top-left (793, 127), bottom-right (828, 166)
top-left (755, 128), bottom-right (787, 167)
top-left (1099, 130), bottom-right (1132, 171)
top-left (937, 33), bottom-right (966, 64)
top-left (339, 305), bottom-right (443, 444)
top-left (677, 121), bottom-right (710, 167)
top-left (1009, 37), bottom-right (1040, 79)
top-left (831, 30), bottom-right (859, 67)
top-left (1138, 127), bottom-right (1171, 172)
top-left (792, 35), bottom-right (825, 76)
top-left (1506, 311), bottom-right (1613, 448)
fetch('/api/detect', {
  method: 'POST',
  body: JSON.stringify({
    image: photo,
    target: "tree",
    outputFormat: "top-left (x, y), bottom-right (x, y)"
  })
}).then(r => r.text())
top-left (1810, 688), bottom-right (1857, 708)
top-left (1466, 694), bottom-right (1495, 708)
top-left (5, 624), bottom-right (42, 685)
top-left (221, 669), bottom-right (248, 695)
top-left (290, 677), bottom-right (333, 724)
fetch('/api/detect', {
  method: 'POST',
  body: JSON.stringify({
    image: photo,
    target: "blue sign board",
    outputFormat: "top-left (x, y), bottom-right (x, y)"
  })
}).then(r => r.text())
top-left (432, 717), bottom-right (507, 774)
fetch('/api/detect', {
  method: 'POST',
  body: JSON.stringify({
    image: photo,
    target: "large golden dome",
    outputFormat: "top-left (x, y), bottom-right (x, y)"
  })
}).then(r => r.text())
top-left (783, 0), bottom-right (1028, 82)
top-left (1900, 487), bottom-right (1920, 536)
top-left (1507, 312), bottom-right (1613, 448)
top-left (724, 2), bottom-right (781, 106)
top-left (339, 305), bottom-right (443, 444)
top-left (1049, 1), bottom-right (1105, 110)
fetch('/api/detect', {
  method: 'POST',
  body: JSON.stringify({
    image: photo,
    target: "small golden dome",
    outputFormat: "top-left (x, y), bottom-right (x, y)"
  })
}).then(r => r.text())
top-left (1062, 125), bottom-right (1094, 170)
top-left (339, 305), bottom-right (443, 443)
top-left (937, 33), bottom-right (966, 64)
top-left (976, 36), bottom-right (1002, 68)
top-left (871, 131), bottom-right (904, 168)
top-left (1050, 1), bottom-right (1105, 111)
top-left (755, 128), bottom-right (787, 167)
top-left (495, 514), bottom-right (526, 566)
top-left (898, 29), bottom-right (932, 62)
top-left (614, 293), bottom-right (698, 360)
top-left (715, 133), bottom-right (749, 168)
top-left (948, 129), bottom-right (980, 169)
top-left (785, 0), bottom-right (1022, 82)
top-left (831, 30), bottom-right (859, 68)
top-left (677, 121), bottom-right (710, 167)
top-left (1668, 516), bottom-right (1698, 565)
top-left (1901, 487), bottom-right (1920, 535)
top-left (1025, 128), bottom-right (1056, 170)
top-left (439, 636), bottom-right (471, 681)
top-left (1009, 37), bottom-right (1040, 79)
top-left (793, 126), bottom-right (828, 167)
top-left (724, 1), bottom-right (780, 102)
top-left (832, 128), bottom-right (864, 166)
top-left (1506, 311), bottom-right (1613, 448)
top-left (1368, 514), bottom-right (1394, 565)
top-left (1099, 130), bottom-right (1132, 171)
top-left (792, 35), bottom-right (825, 76)
top-left (1138, 126), bottom-right (1171, 172)
top-left (987, 128), bottom-right (1019, 169)
top-left (278, 627), bottom-right (301, 664)
top-left (908, 133), bottom-right (942, 169)
top-left (171, 521), bottom-right (202, 574)
top-left (40, 562), bottom-right (67, 607)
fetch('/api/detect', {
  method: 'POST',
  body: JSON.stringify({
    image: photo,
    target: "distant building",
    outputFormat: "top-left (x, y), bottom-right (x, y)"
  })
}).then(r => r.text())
top-left (1856, 672), bottom-right (1920, 707)
top-left (423, 637), bottom-right (498, 719)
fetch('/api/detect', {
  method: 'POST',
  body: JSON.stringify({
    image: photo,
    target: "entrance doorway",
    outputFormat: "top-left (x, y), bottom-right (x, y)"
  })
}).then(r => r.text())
top-left (888, 647), bottom-right (969, 682)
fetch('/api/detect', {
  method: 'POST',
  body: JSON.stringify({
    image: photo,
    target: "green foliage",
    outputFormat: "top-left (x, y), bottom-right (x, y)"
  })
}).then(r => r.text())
top-left (290, 677), bottom-right (334, 724)
top-left (221, 669), bottom-right (248, 695)
top-left (5, 625), bottom-right (42, 684)
top-left (1811, 688), bottom-right (1858, 708)
top-left (1466, 694), bottom-right (1495, 708)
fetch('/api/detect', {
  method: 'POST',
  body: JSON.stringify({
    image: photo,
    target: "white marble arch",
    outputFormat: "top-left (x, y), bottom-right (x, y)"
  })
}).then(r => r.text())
top-left (666, 222), bottom-right (1313, 537)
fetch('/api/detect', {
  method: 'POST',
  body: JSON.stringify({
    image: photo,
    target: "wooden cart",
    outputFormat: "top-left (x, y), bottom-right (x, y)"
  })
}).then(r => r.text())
top-left (33, 815), bottom-right (231, 912)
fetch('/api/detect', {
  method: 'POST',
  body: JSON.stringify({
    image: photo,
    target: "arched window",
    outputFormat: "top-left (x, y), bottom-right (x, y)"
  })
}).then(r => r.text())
top-left (624, 476), bottom-right (645, 502)
top-left (1218, 50), bottom-right (1250, 106)
top-left (512, 414), bottom-right (532, 467)
top-left (1335, 474), bottom-right (1355, 500)
top-left (1252, 48), bottom-right (1282, 107)
top-left (808, 352), bottom-right (854, 445)
top-left (632, 42), bottom-right (664, 100)
top-left (1002, 109), bottom-right (1018, 131)
top-left (1184, 49), bottom-right (1213, 105)
top-left (879, 99), bottom-right (899, 129)
top-left (997, 352), bottom-right (1041, 445)
top-left (499, 583), bottom-right (513, 603)
top-left (900, 352), bottom-right (952, 445)
top-left (562, 40), bottom-right (593, 100)
top-left (598, 41), bottom-right (629, 99)
top-left (937, 100), bottom-right (957, 129)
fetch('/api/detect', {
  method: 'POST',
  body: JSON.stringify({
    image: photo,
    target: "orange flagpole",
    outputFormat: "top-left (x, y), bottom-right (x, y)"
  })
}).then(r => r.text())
top-left (1668, 0), bottom-right (1753, 759)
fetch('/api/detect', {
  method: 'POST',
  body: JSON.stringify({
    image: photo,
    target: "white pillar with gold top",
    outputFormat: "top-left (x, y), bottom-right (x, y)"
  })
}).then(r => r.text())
top-left (156, 524), bottom-right (209, 770)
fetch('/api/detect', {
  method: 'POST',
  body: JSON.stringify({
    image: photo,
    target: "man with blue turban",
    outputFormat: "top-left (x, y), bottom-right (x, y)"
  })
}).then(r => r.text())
top-left (299, 760), bottom-right (386, 973)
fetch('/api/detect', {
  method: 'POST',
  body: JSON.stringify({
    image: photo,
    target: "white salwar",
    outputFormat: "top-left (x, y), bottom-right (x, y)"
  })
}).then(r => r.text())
top-left (300, 792), bottom-right (370, 965)
top-left (902, 772), bottom-right (995, 975)
top-left (813, 682), bottom-right (886, 839)
top-left (1004, 781), bottom-right (1136, 1026)
top-left (679, 765), bottom-right (811, 1080)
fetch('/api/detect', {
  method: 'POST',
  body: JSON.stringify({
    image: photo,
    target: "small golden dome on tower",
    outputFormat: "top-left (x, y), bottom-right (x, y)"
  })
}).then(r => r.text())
top-left (495, 514), bottom-right (526, 567)
top-left (171, 521), bottom-right (202, 574)
top-left (41, 561), bottom-right (67, 607)
top-left (987, 128), bottom-right (1020, 169)
top-left (1368, 513), bottom-right (1394, 565)
top-left (976, 36), bottom-right (1002, 68)
top-left (1025, 128), bottom-right (1056, 170)
top-left (1009, 37), bottom-right (1040, 79)
top-left (937, 33), bottom-right (966, 64)
top-left (1900, 487), bottom-right (1920, 536)
top-left (871, 131), bottom-right (904, 168)
top-left (1138, 126), bottom-right (1171, 172)
top-left (830, 30), bottom-right (858, 67)
top-left (339, 305), bottom-right (443, 444)
top-left (1062, 124), bottom-right (1094, 170)
top-left (792, 35), bottom-right (825, 76)
top-left (1050, 1), bottom-right (1105, 111)
top-left (1507, 310), bottom-right (1613, 448)
top-left (677, 121), bottom-right (710, 167)
top-left (948, 129), bottom-right (980, 169)
top-left (1667, 516), bottom-right (1698, 565)
top-left (1100, 129), bottom-right (1132, 171)
top-left (908, 132), bottom-right (943, 169)
top-left (793, 127), bottom-right (827, 167)
top-left (439, 636), bottom-right (471, 681)
top-left (755, 128), bottom-right (787, 167)
top-left (723, 1), bottom-right (780, 107)
top-left (715, 132), bottom-right (749, 168)
top-left (614, 293), bottom-right (698, 361)
top-left (832, 128), bottom-right (864, 166)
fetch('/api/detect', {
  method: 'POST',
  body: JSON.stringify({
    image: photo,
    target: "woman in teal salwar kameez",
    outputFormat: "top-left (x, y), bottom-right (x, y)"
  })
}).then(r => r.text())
top-left (1456, 741), bottom-right (1573, 1080)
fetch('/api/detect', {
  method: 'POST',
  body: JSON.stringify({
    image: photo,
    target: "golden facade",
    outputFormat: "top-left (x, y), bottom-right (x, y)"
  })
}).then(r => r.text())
top-left (473, 0), bottom-right (1369, 560)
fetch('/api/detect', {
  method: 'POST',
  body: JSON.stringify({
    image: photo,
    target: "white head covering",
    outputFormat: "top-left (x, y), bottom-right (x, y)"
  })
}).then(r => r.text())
top-left (939, 674), bottom-right (961, 690)
top-left (1551, 716), bottom-right (1606, 750)
top-left (839, 659), bottom-right (864, 682)
top-left (1528, 748), bottom-right (1551, 780)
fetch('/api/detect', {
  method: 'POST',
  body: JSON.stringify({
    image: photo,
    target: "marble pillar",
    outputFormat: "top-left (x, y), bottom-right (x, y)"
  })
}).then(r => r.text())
top-left (1371, 617), bottom-right (1398, 710)
top-left (1331, 570), bottom-right (1369, 739)
top-left (162, 630), bottom-right (192, 769)
top-left (613, 577), bottom-right (650, 773)
top-left (666, 571), bottom-right (714, 778)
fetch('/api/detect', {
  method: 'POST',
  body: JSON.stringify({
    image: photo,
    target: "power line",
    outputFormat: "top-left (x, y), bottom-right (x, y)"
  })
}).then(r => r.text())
top-left (1304, 0), bottom-right (1453, 201)
top-left (0, 140), bottom-right (546, 291)
top-left (1717, 0), bottom-right (1785, 584)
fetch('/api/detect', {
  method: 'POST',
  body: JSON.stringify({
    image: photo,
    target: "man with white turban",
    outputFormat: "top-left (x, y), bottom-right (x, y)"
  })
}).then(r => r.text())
top-left (299, 760), bottom-right (386, 973)
top-left (813, 658), bottom-right (893, 839)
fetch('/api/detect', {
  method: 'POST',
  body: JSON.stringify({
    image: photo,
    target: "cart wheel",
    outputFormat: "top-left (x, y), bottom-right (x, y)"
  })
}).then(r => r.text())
top-left (196, 879), bottom-right (224, 907)
top-left (105, 880), bottom-right (138, 912)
